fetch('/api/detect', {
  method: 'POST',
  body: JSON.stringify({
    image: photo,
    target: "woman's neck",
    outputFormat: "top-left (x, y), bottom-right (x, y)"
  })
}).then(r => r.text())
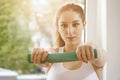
top-left (64, 42), bottom-right (83, 52)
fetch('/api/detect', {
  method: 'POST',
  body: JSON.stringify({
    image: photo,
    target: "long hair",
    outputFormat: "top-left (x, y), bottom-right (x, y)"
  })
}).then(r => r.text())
top-left (53, 2), bottom-right (85, 48)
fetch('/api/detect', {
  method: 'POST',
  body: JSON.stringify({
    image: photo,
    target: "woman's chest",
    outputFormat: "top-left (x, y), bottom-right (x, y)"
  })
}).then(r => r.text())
top-left (47, 62), bottom-right (99, 80)
top-left (63, 61), bottom-right (83, 70)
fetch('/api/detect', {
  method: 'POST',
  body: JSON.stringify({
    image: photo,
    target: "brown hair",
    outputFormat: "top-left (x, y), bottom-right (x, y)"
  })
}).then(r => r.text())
top-left (53, 2), bottom-right (85, 48)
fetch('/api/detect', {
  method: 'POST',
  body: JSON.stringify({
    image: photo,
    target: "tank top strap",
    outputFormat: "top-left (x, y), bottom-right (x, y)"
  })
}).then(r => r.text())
top-left (58, 47), bottom-right (64, 53)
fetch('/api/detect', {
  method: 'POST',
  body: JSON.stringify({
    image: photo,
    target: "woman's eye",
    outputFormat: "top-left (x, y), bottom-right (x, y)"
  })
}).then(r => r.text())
top-left (73, 23), bottom-right (80, 27)
top-left (60, 24), bottom-right (67, 28)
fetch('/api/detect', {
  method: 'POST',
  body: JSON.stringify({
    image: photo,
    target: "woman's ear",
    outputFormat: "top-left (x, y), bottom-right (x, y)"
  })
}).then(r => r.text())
top-left (83, 21), bottom-right (86, 29)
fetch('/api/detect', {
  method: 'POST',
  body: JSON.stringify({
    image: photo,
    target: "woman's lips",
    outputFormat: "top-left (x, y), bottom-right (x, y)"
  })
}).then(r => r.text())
top-left (66, 37), bottom-right (75, 40)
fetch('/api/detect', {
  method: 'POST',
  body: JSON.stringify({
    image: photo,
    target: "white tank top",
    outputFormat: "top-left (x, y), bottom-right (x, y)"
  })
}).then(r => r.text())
top-left (46, 47), bottom-right (99, 80)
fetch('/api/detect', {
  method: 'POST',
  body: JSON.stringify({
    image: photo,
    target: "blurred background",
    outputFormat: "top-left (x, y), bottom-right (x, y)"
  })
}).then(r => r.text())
top-left (1, 0), bottom-right (120, 80)
top-left (0, 0), bottom-right (84, 80)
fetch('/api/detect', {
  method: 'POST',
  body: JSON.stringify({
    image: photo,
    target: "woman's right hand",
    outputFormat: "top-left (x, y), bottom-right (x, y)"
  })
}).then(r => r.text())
top-left (31, 48), bottom-right (49, 67)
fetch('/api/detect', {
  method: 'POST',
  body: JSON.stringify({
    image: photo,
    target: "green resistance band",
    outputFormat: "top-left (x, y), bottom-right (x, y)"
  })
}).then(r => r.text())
top-left (28, 49), bottom-right (97, 63)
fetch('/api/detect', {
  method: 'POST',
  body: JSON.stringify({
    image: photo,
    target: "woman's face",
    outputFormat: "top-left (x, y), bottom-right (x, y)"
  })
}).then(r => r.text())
top-left (58, 10), bottom-right (85, 45)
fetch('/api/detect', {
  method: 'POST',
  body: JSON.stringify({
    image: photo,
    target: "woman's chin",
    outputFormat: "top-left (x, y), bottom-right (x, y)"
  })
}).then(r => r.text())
top-left (66, 40), bottom-right (78, 45)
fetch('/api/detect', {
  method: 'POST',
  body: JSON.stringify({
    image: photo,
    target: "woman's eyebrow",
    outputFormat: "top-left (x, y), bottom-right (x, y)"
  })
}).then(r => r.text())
top-left (59, 21), bottom-right (67, 24)
top-left (59, 20), bottom-right (81, 23)
top-left (72, 20), bottom-right (81, 22)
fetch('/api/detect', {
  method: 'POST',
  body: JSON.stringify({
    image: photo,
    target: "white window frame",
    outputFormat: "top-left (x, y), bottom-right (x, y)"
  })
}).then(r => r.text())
top-left (86, 0), bottom-right (107, 80)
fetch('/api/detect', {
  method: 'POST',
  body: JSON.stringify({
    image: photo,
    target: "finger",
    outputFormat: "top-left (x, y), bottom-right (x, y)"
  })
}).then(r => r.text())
top-left (32, 48), bottom-right (39, 63)
top-left (35, 49), bottom-right (41, 64)
top-left (41, 50), bottom-right (48, 62)
top-left (89, 46), bottom-right (94, 60)
top-left (85, 46), bottom-right (91, 60)
top-left (76, 47), bottom-right (82, 60)
top-left (36, 49), bottom-right (43, 64)
top-left (81, 47), bottom-right (88, 63)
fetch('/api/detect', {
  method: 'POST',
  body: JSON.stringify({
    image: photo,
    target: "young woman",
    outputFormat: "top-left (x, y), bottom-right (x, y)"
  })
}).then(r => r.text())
top-left (32, 2), bottom-right (107, 80)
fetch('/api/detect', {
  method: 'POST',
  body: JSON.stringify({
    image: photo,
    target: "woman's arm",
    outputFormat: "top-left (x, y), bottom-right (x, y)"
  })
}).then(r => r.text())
top-left (91, 48), bottom-right (107, 80)
top-left (76, 42), bottom-right (107, 79)
top-left (91, 48), bottom-right (107, 68)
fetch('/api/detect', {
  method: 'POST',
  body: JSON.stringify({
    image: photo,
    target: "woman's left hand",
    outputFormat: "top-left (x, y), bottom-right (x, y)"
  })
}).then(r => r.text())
top-left (76, 44), bottom-right (95, 63)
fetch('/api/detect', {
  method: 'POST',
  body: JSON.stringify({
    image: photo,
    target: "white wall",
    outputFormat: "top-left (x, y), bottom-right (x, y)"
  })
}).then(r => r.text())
top-left (87, 0), bottom-right (120, 80)
top-left (107, 0), bottom-right (120, 80)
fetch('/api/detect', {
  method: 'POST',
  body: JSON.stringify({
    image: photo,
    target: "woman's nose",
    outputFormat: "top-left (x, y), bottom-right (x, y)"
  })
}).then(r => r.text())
top-left (67, 26), bottom-right (74, 34)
